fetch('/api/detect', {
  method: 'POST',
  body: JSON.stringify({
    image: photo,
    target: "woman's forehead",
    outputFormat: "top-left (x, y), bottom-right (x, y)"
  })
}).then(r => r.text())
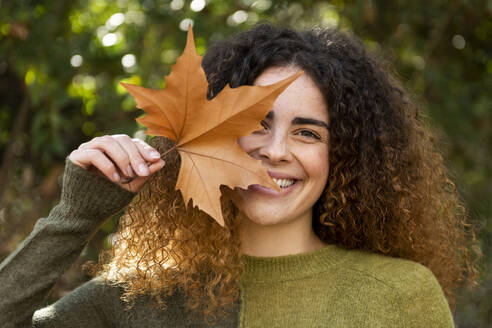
top-left (253, 66), bottom-right (303, 86)
top-left (255, 66), bottom-right (328, 123)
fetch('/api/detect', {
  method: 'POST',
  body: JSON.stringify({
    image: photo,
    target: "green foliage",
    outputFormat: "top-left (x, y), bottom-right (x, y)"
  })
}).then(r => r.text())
top-left (1, 0), bottom-right (491, 325)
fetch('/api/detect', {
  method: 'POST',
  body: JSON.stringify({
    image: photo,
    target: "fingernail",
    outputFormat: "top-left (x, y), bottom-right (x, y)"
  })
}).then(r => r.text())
top-left (150, 151), bottom-right (160, 159)
top-left (113, 172), bottom-right (120, 182)
top-left (127, 165), bottom-right (134, 177)
top-left (139, 163), bottom-right (150, 176)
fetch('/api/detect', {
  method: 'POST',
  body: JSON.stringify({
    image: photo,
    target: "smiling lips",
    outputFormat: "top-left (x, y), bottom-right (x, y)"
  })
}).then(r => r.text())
top-left (272, 178), bottom-right (295, 188)
top-left (247, 171), bottom-right (300, 197)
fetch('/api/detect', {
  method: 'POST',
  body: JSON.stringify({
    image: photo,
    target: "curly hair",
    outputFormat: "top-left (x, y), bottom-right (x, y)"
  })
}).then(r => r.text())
top-left (91, 23), bottom-right (481, 323)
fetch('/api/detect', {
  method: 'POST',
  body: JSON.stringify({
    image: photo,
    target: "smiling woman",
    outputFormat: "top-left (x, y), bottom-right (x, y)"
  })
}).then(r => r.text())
top-left (0, 24), bottom-right (481, 327)
top-left (235, 66), bottom-right (330, 255)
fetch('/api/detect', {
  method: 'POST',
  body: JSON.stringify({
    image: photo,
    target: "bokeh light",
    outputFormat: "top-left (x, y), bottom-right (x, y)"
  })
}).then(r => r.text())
top-left (452, 34), bottom-right (466, 49)
top-left (102, 33), bottom-right (118, 46)
top-left (227, 10), bottom-right (248, 26)
top-left (190, 0), bottom-right (206, 12)
top-left (251, 0), bottom-right (272, 11)
top-left (179, 18), bottom-right (194, 31)
top-left (70, 55), bottom-right (83, 67)
top-left (106, 13), bottom-right (125, 30)
top-left (170, 0), bottom-right (184, 11)
top-left (121, 54), bottom-right (136, 68)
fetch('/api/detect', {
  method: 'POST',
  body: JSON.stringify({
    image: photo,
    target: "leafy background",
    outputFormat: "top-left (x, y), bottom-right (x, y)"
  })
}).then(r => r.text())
top-left (0, 0), bottom-right (490, 325)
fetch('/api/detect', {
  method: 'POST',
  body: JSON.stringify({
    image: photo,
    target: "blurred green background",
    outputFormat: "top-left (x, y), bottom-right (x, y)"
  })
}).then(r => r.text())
top-left (0, 0), bottom-right (490, 325)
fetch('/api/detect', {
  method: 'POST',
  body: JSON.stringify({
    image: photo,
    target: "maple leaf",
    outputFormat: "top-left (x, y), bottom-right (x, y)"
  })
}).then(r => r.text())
top-left (121, 26), bottom-right (302, 226)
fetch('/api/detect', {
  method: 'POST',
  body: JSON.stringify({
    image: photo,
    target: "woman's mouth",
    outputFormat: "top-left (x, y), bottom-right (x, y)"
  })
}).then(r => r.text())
top-left (272, 178), bottom-right (296, 188)
top-left (247, 178), bottom-right (299, 197)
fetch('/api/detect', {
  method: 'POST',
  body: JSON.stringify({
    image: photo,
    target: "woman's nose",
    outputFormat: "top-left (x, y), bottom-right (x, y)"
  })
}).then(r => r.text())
top-left (258, 133), bottom-right (292, 163)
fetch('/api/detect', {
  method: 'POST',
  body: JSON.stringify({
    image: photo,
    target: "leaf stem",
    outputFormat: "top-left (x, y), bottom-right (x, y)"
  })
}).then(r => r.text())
top-left (161, 144), bottom-right (177, 158)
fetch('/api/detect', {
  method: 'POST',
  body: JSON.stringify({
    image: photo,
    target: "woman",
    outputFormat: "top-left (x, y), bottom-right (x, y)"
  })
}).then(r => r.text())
top-left (0, 24), bottom-right (480, 327)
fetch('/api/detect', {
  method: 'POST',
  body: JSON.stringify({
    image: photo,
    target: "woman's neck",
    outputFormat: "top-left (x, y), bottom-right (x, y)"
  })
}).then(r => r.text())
top-left (237, 212), bottom-right (328, 257)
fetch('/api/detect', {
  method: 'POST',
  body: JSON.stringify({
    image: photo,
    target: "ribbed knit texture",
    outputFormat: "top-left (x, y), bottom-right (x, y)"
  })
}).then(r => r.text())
top-left (0, 159), bottom-right (455, 327)
top-left (240, 246), bottom-right (455, 327)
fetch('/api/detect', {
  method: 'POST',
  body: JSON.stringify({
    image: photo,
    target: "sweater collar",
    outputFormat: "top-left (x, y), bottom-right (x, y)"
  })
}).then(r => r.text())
top-left (240, 243), bottom-right (348, 284)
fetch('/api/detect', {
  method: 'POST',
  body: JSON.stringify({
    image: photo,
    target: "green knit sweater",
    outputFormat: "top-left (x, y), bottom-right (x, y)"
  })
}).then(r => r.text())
top-left (0, 160), bottom-right (455, 327)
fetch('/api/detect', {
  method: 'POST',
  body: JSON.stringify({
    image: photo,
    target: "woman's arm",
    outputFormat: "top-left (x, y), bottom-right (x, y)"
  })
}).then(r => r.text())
top-left (0, 160), bottom-right (135, 327)
top-left (0, 135), bottom-right (165, 327)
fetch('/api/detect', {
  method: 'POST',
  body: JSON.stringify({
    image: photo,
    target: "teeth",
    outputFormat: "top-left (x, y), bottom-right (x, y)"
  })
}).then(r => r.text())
top-left (272, 178), bottom-right (295, 188)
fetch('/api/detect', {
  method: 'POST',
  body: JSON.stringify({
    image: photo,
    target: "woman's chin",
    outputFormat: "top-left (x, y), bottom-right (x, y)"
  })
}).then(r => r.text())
top-left (232, 191), bottom-right (286, 225)
top-left (234, 204), bottom-right (292, 227)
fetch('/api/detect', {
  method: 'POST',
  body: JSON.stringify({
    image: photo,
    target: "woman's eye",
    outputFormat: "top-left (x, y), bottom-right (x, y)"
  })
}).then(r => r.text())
top-left (257, 120), bottom-right (269, 131)
top-left (298, 129), bottom-right (320, 140)
top-left (253, 120), bottom-right (269, 134)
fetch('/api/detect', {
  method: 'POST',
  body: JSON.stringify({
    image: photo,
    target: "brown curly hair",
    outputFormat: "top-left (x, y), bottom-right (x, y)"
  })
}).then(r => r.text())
top-left (91, 24), bottom-right (481, 323)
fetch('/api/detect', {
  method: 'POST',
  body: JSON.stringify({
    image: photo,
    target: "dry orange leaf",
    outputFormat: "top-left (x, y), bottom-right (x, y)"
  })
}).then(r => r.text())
top-left (121, 26), bottom-right (302, 226)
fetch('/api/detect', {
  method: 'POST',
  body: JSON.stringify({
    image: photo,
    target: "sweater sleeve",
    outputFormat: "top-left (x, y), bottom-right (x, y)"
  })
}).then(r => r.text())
top-left (397, 264), bottom-right (455, 328)
top-left (0, 159), bottom-right (136, 328)
top-left (31, 277), bottom-right (129, 328)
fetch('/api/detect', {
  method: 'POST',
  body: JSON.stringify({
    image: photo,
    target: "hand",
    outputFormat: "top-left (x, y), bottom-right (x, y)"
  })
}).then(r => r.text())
top-left (68, 134), bottom-right (165, 192)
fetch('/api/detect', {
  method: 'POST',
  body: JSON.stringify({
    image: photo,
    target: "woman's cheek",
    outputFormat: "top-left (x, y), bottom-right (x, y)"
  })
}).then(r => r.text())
top-left (238, 134), bottom-right (263, 154)
top-left (237, 135), bottom-right (251, 153)
top-left (301, 146), bottom-right (329, 186)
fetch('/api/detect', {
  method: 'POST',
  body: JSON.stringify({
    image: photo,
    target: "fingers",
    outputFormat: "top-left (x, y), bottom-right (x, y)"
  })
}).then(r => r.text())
top-left (111, 135), bottom-right (149, 177)
top-left (79, 136), bottom-right (135, 178)
top-left (69, 134), bottom-right (165, 186)
top-left (113, 135), bottom-right (161, 177)
top-left (130, 137), bottom-right (162, 163)
top-left (69, 148), bottom-right (122, 183)
top-left (122, 158), bottom-right (166, 190)
top-left (78, 135), bottom-right (160, 178)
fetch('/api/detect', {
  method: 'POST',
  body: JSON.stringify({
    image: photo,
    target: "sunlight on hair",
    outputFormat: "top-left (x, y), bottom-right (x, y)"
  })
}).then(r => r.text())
top-left (106, 223), bottom-right (178, 281)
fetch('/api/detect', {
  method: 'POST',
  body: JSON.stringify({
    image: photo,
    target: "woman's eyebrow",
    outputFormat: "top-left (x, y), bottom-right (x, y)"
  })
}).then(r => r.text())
top-left (291, 117), bottom-right (329, 130)
top-left (264, 111), bottom-right (329, 130)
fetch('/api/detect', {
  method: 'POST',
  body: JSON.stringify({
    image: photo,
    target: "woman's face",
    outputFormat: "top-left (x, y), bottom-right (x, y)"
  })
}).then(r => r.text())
top-left (234, 66), bottom-right (330, 226)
